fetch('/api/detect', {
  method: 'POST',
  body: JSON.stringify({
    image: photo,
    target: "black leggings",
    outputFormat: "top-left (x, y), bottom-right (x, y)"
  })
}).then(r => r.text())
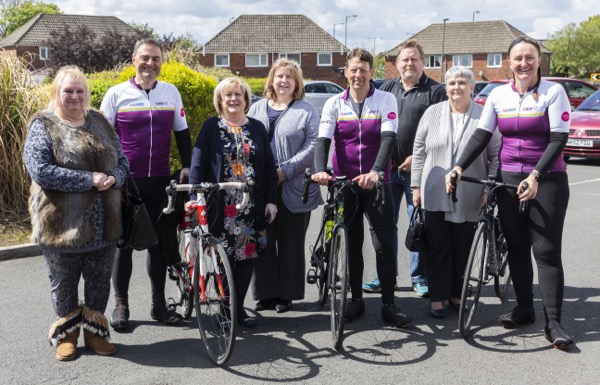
top-left (344, 184), bottom-right (396, 305)
top-left (112, 176), bottom-right (171, 306)
top-left (496, 171), bottom-right (569, 323)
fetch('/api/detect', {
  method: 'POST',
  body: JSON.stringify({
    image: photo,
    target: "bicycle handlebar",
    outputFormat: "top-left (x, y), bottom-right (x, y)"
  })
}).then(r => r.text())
top-left (302, 168), bottom-right (384, 207)
top-left (452, 175), bottom-right (529, 215)
top-left (162, 179), bottom-right (254, 215)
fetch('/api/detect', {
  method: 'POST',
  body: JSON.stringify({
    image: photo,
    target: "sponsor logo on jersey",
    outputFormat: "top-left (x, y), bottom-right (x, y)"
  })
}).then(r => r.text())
top-left (502, 107), bottom-right (517, 113)
top-left (155, 102), bottom-right (169, 106)
top-left (561, 111), bottom-right (570, 122)
top-left (388, 112), bottom-right (397, 119)
top-left (180, 108), bottom-right (185, 117)
top-left (129, 102), bottom-right (144, 107)
top-left (340, 111), bottom-right (353, 117)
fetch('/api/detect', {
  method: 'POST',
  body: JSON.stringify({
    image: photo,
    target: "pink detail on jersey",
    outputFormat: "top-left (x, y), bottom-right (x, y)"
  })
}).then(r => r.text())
top-left (561, 111), bottom-right (570, 122)
top-left (180, 108), bottom-right (185, 117)
top-left (388, 112), bottom-right (397, 119)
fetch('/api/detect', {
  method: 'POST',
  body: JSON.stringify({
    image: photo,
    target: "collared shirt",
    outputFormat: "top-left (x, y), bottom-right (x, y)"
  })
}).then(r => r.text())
top-left (379, 73), bottom-right (447, 165)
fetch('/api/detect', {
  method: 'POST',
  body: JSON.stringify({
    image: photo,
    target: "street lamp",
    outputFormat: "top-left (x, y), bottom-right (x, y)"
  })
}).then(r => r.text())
top-left (333, 22), bottom-right (344, 40)
top-left (367, 37), bottom-right (380, 53)
top-left (441, 18), bottom-right (449, 83)
top-left (344, 15), bottom-right (357, 48)
top-left (472, 11), bottom-right (479, 22)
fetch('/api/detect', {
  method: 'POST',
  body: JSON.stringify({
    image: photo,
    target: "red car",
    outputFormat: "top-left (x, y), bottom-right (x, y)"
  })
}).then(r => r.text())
top-left (564, 90), bottom-right (600, 159)
top-left (474, 77), bottom-right (598, 110)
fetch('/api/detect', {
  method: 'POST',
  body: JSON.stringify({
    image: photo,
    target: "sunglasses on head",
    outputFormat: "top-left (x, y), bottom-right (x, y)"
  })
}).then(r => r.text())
top-left (508, 37), bottom-right (540, 53)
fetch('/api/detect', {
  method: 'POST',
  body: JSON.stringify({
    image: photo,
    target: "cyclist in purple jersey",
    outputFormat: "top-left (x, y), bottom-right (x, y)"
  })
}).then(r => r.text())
top-left (101, 38), bottom-right (192, 331)
top-left (447, 37), bottom-right (573, 350)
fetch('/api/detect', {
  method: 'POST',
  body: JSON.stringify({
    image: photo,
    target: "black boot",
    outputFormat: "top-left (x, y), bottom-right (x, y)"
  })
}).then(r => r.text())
top-left (544, 320), bottom-right (574, 350)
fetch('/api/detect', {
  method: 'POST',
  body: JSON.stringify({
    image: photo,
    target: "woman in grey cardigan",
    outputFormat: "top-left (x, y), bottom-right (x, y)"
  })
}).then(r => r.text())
top-left (248, 59), bottom-right (322, 313)
top-left (411, 66), bottom-right (500, 319)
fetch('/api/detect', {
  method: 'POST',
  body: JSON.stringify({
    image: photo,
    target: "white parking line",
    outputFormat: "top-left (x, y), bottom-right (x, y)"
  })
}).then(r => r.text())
top-left (569, 177), bottom-right (600, 186)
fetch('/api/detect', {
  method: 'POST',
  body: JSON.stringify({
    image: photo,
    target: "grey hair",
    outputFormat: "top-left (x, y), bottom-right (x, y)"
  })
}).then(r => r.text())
top-left (445, 66), bottom-right (475, 87)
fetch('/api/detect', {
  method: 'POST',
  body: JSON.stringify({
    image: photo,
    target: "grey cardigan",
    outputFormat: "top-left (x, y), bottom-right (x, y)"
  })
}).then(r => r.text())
top-left (411, 100), bottom-right (500, 223)
top-left (248, 98), bottom-right (323, 213)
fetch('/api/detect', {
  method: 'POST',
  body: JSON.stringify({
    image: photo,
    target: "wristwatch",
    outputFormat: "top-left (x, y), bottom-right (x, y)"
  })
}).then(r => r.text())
top-left (530, 170), bottom-right (543, 182)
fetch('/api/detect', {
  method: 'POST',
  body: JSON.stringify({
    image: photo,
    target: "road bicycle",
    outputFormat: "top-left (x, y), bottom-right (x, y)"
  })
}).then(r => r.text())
top-left (449, 172), bottom-right (526, 337)
top-left (163, 179), bottom-right (252, 365)
top-left (302, 168), bottom-right (383, 350)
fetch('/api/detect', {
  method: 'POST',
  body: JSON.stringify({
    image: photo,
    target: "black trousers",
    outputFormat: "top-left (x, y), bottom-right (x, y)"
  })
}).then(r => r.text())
top-left (423, 211), bottom-right (476, 303)
top-left (496, 171), bottom-right (569, 323)
top-left (112, 176), bottom-right (171, 306)
top-left (344, 184), bottom-right (396, 305)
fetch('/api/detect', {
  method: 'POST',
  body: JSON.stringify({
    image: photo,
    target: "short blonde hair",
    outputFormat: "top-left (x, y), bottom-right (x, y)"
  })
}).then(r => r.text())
top-left (47, 65), bottom-right (91, 114)
top-left (264, 58), bottom-right (305, 101)
top-left (213, 77), bottom-right (252, 115)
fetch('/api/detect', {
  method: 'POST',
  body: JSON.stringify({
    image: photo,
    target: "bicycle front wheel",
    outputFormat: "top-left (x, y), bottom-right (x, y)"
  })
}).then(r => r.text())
top-left (193, 237), bottom-right (237, 365)
top-left (494, 232), bottom-right (512, 298)
top-left (329, 224), bottom-right (348, 350)
top-left (459, 222), bottom-right (488, 337)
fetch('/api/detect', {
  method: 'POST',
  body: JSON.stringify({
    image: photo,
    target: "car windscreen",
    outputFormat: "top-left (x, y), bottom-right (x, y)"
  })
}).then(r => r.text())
top-left (476, 82), bottom-right (504, 97)
top-left (575, 91), bottom-right (600, 111)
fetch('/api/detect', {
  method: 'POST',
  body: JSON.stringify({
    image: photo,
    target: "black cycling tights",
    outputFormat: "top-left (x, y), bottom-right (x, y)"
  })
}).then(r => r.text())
top-left (112, 176), bottom-right (171, 306)
top-left (496, 171), bottom-right (569, 323)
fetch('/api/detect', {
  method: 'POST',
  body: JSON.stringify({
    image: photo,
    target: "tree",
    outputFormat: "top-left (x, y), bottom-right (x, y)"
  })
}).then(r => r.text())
top-left (0, 0), bottom-right (61, 37)
top-left (546, 15), bottom-right (600, 77)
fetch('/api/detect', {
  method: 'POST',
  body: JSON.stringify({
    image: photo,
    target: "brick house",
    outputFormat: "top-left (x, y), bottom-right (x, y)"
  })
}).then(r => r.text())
top-left (0, 13), bottom-right (138, 72)
top-left (384, 20), bottom-right (552, 82)
top-left (199, 14), bottom-right (349, 87)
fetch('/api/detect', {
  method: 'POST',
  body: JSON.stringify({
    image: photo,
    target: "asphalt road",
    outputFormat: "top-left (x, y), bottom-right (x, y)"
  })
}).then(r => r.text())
top-left (1, 158), bottom-right (599, 385)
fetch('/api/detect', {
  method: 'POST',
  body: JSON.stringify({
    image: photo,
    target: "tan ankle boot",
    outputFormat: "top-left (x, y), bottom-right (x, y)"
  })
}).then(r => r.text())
top-left (48, 306), bottom-right (82, 361)
top-left (83, 329), bottom-right (116, 356)
top-left (82, 306), bottom-right (116, 356)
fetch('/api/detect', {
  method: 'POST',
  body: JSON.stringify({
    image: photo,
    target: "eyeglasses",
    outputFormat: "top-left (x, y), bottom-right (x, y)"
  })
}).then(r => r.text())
top-left (508, 37), bottom-right (540, 54)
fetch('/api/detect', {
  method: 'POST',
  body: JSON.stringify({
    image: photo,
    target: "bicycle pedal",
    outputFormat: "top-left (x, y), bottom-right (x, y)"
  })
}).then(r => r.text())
top-left (306, 268), bottom-right (317, 284)
top-left (167, 267), bottom-right (178, 281)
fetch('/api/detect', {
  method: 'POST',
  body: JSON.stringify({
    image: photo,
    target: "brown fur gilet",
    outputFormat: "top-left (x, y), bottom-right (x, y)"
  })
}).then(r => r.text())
top-left (28, 110), bottom-right (123, 248)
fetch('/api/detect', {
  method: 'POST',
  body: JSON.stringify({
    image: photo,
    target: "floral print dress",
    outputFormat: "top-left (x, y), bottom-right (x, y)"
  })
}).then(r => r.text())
top-left (218, 117), bottom-right (267, 261)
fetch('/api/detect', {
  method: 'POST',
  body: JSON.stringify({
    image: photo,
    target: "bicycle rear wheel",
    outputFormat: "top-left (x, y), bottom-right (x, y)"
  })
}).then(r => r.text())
top-left (193, 237), bottom-right (237, 365)
top-left (494, 232), bottom-right (512, 298)
top-left (459, 222), bottom-right (488, 337)
top-left (330, 224), bottom-right (348, 350)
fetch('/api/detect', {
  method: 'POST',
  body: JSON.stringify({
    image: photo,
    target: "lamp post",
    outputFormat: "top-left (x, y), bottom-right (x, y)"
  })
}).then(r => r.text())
top-left (344, 15), bottom-right (357, 48)
top-left (441, 18), bottom-right (449, 83)
top-left (367, 37), bottom-right (379, 54)
top-left (333, 22), bottom-right (344, 40)
top-left (472, 11), bottom-right (479, 22)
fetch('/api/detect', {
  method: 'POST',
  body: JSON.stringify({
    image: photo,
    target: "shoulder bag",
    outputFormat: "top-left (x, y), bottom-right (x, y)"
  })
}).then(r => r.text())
top-left (405, 205), bottom-right (426, 252)
top-left (117, 175), bottom-right (159, 250)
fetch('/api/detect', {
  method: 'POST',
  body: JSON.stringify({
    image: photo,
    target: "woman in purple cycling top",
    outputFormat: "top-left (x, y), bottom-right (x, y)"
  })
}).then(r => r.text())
top-left (446, 37), bottom-right (573, 350)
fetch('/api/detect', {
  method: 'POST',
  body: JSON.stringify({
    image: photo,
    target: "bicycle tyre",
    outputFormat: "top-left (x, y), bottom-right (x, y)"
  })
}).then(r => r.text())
top-left (330, 224), bottom-right (348, 350)
top-left (494, 232), bottom-right (512, 298)
top-left (317, 245), bottom-right (329, 305)
top-left (459, 222), bottom-right (488, 337)
top-left (178, 227), bottom-right (193, 319)
top-left (193, 236), bottom-right (237, 365)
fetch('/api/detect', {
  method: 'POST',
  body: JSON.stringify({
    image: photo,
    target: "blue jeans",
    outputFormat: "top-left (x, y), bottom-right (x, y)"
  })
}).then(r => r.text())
top-left (391, 168), bottom-right (427, 285)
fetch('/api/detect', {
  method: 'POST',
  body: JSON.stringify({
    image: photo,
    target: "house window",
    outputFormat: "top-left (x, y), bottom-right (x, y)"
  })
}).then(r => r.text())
top-left (487, 53), bottom-right (502, 68)
top-left (279, 52), bottom-right (301, 65)
top-left (452, 55), bottom-right (473, 67)
top-left (215, 54), bottom-right (229, 67)
top-left (245, 53), bottom-right (268, 67)
top-left (317, 52), bottom-right (332, 66)
top-left (425, 55), bottom-right (441, 68)
top-left (39, 46), bottom-right (51, 60)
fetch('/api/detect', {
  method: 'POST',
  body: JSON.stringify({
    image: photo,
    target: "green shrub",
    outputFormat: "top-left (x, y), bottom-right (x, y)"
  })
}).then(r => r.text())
top-left (0, 52), bottom-right (46, 222)
top-left (242, 77), bottom-right (267, 97)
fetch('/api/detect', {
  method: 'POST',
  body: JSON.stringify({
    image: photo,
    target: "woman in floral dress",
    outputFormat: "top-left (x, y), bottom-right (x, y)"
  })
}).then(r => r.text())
top-left (189, 77), bottom-right (278, 327)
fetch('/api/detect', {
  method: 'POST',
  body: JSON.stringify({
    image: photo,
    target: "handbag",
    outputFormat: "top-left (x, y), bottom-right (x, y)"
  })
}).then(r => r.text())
top-left (117, 175), bottom-right (159, 250)
top-left (405, 205), bottom-right (426, 252)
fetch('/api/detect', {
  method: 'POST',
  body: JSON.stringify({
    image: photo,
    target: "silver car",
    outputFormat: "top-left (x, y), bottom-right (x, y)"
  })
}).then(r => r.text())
top-left (304, 80), bottom-right (345, 115)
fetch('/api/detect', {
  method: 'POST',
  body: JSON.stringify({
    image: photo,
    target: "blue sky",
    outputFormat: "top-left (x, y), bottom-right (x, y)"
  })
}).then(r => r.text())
top-left (48, 0), bottom-right (593, 52)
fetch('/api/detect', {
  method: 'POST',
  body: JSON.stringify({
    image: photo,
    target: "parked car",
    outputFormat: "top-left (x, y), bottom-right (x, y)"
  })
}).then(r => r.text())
top-left (304, 80), bottom-right (344, 115)
top-left (473, 81), bottom-right (489, 98)
top-left (251, 94), bottom-right (262, 105)
top-left (474, 77), bottom-right (598, 109)
top-left (564, 90), bottom-right (600, 160)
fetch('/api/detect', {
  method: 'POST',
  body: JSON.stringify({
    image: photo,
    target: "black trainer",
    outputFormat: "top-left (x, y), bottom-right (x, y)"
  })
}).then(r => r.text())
top-left (344, 298), bottom-right (365, 321)
top-left (151, 304), bottom-right (182, 325)
top-left (382, 303), bottom-right (412, 328)
top-left (110, 303), bottom-right (129, 331)
top-left (498, 305), bottom-right (535, 328)
top-left (544, 321), bottom-right (574, 350)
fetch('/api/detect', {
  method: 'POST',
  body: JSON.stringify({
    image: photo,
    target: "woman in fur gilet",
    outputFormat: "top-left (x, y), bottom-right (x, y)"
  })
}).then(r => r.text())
top-left (23, 66), bottom-right (129, 361)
